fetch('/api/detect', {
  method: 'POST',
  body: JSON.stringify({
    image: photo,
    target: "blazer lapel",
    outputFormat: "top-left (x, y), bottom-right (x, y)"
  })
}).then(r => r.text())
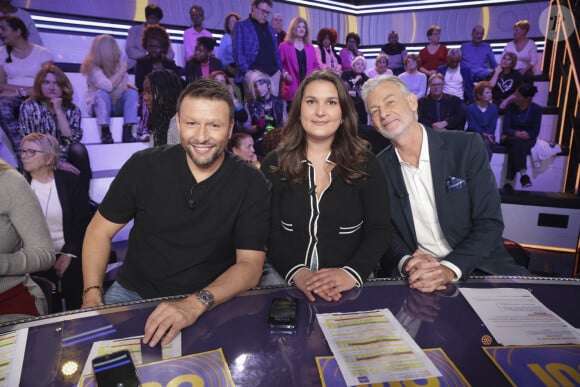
top-left (427, 128), bottom-right (447, 224)
top-left (384, 146), bottom-right (417, 244)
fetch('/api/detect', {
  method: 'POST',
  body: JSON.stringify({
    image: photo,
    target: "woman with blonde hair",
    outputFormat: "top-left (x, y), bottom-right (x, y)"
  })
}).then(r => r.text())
top-left (366, 53), bottom-right (393, 78)
top-left (0, 156), bottom-right (55, 320)
top-left (279, 16), bottom-right (320, 106)
top-left (502, 20), bottom-right (537, 82)
top-left (81, 34), bottom-right (139, 144)
top-left (19, 133), bottom-right (90, 310)
top-left (260, 70), bottom-right (391, 300)
top-left (341, 56), bottom-right (369, 124)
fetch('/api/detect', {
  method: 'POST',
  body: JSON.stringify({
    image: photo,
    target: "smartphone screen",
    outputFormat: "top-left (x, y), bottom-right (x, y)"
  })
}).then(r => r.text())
top-left (92, 350), bottom-right (141, 387)
top-left (268, 297), bottom-right (298, 330)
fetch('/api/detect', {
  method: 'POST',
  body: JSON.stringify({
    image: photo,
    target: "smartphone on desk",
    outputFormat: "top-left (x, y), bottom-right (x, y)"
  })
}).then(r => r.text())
top-left (268, 297), bottom-right (298, 332)
top-left (92, 350), bottom-right (141, 387)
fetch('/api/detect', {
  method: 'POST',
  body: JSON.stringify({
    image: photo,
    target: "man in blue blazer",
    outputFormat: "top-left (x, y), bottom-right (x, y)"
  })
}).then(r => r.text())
top-left (232, 0), bottom-right (283, 98)
top-left (361, 76), bottom-right (529, 293)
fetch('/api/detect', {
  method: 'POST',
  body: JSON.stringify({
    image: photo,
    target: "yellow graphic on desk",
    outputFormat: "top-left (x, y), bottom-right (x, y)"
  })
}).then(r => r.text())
top-left (79, 348), bottom-right (234, 387)
top-left (483, 344), bottom-right (580, 386)
top-left (316, 348), bottom-right (470, 386)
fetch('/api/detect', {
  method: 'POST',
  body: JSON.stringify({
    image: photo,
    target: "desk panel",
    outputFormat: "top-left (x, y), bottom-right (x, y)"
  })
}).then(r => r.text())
top-left (3, 277), bottom-right (580, 386)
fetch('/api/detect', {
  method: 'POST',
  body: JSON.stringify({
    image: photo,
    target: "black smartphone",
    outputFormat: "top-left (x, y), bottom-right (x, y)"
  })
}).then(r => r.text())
top-left (92, 350), bottom-right (141, 387)
top-left (268, 297), bottom-right (298, 330)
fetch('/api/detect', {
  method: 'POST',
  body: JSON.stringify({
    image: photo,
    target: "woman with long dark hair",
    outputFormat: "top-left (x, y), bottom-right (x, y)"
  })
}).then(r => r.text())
top-left (142, 69), bottom-right (183, 146)
top-left (261, 70), bottom-right (391, 301)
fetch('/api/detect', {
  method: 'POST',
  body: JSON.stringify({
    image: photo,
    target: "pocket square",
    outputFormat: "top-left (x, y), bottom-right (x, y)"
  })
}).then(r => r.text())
top-left (446, 176), bottom-right (467, 192)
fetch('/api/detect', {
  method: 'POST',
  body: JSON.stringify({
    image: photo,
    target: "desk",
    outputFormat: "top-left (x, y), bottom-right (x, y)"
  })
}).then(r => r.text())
top-left (2, 277), bottom-right (579, 386)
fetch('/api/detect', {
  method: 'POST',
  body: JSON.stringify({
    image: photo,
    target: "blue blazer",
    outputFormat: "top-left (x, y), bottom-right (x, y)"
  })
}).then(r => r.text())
top-left (232, 17), bottom-right (282, 83)
top-left (376, 127), bottom-right (528, 278)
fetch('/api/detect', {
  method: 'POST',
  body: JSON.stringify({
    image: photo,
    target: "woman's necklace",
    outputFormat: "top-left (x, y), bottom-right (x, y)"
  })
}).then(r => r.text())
top-left (32, 179), bottom-right (53, 219)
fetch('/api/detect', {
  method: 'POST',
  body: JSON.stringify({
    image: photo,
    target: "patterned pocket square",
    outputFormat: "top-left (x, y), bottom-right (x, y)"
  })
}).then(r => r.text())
top-left (446, 176), bottom-right (467, 192)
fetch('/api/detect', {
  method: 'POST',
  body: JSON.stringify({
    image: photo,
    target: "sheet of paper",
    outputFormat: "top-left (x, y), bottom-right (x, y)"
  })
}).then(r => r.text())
top-left (0, 328), bottom-right (28, 387)
top-left (460, 287), bottom-right (580, 346)
top-left (316, 309), bottom-right (441, 386)
top-left (78, 333), bottom-right (181, 383)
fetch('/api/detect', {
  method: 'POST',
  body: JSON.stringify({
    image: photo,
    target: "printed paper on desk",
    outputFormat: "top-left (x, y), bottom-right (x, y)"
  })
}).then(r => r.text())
top-left (0, 328), bottom-right (28, 387)
top-left (460, 288), bottom-right (580, 346)
top-left (316, 309), bottom-right (441, 385)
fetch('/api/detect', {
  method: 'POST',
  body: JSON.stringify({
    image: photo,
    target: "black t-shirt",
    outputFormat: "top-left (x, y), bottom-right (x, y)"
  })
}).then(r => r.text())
top-left (492, 70), bottom-right (522, 105)
top-left (99, 145), bottom-right (271, 298)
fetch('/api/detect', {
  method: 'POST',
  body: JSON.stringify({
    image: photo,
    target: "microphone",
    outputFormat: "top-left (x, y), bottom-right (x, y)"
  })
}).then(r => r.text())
top-left (308, 186), bottom-right (317, 195)
top-left (395, 188), bottom-right (408, 199)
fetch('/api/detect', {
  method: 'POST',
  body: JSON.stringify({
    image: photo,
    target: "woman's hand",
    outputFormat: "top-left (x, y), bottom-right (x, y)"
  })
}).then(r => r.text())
top-left (50, 97), bottom-right (63, 112)
top-left (515, 130), bottom-right (530, 140)
top-left (305, 268), bottom-right (357, 302)
top-left (292, 268), bottom-right (317, 301)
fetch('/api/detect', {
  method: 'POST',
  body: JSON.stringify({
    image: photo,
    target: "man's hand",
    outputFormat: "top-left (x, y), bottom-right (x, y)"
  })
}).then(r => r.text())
top-left (305, 268), bottom-right (356, 302)
top-left (403, 251), bottom-right (455, 293)
top-left (483, 133), bottom-right (495, 143)
top-left (143, 297), bottom-right (204, 347)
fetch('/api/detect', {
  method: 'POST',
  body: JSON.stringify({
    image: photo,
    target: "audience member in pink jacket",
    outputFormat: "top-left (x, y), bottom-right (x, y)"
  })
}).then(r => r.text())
top-left (279, 16), bottom-right (320, 104)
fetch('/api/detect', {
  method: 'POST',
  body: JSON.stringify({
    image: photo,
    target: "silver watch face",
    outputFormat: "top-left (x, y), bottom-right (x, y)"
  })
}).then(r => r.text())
top-left (197, 290), bottom-right (214, 308)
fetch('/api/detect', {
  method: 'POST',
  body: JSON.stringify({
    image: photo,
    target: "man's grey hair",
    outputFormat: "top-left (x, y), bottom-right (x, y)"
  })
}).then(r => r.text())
top-left (448, 48), bottom-right (462, 57)
top-left (361, 75), bottom-right (412, 112)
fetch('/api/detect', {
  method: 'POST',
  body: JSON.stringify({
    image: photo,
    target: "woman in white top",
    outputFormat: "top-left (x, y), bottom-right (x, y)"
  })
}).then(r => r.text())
top-left (398, 54), bottom-right (427, 99)
top-left (81, 34), bottom-right (139, 144)
top-left (0, 15), bottom-right (52, 162)
top-left (502, 20), bottom-right (538, 81)
top-left (366, 53), bottom-right (394, 78)
top-left (20, 133), bottom-right (90, 310)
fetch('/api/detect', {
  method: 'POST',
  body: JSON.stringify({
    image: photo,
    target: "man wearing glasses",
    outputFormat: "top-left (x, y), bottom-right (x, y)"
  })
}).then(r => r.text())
top-left (183, 5), bottom-right (213, 62)
top-left (233, 0), bottom-right (283, 100)
top-left (418, 73), bottom-right (466, 132)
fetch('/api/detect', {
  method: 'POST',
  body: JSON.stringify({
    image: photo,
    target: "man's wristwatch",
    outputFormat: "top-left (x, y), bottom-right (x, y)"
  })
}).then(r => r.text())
top-left (194, 289), bottom-right (215, 311)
